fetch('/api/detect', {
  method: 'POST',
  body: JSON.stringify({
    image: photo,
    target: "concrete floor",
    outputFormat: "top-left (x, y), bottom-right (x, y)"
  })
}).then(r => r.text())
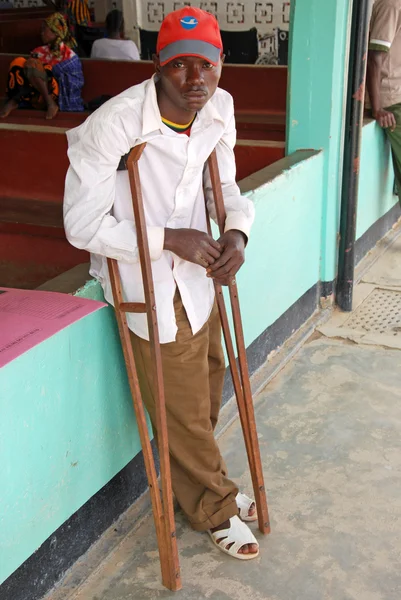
top-left (47, 237), bottom-right (401, 600)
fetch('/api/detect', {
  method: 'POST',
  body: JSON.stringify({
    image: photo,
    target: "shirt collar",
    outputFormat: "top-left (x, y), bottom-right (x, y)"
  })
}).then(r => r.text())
top-left (142, 75), bottom-right (225, 136)
top-left (142, 75), bottom-right (163, 136)
top-left (197, 94), bottom-right (225, 127)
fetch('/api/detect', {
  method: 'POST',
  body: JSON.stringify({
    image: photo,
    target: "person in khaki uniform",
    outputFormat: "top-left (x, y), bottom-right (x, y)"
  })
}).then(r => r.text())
top-left (64, 7), bottom-right (261, 560)
top-left (367, 0), bottom-right (401, 195)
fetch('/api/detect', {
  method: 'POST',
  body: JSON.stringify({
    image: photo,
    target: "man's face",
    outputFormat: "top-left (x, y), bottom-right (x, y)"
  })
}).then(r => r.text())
top-left (154, 55), bottom-right (223, 113)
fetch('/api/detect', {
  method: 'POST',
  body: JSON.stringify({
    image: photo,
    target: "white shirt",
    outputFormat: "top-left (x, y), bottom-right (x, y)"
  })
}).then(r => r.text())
top-left (64, 76), bottom-right (255, 343)
top-left (90, 38), bottom-right (140, 61)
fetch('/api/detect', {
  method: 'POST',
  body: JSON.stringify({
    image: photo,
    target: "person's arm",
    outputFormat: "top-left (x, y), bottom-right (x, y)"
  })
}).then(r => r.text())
top-left (203, 105), bottom-right (255, 285)
top-left (367, 2), bottom-right (401, 129)
top-left (367, 50), bottom-right (396, 129)
top-left (64, 113), bottom-right (165, 263)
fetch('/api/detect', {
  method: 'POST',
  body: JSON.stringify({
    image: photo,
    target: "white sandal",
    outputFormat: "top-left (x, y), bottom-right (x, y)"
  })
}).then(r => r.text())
top-left (208, 515), bottom-right (259, 561)
top-left (236, 492), bottom-right (258, 522)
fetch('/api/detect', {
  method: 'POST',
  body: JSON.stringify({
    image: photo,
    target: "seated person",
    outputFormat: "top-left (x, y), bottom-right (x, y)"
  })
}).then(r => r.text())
top-left (0, 13), bottom-right (84, 120)
top-left (90, 9), bottom-right (140, 61)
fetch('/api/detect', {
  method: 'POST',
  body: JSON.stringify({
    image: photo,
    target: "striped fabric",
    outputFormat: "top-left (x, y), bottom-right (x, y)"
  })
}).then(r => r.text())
top-left (369, 38), bottom-right (392, 52)
top-left (66, 0), bottom-right (91, 29)
top-left (161, 115), bottom-right (196, 135)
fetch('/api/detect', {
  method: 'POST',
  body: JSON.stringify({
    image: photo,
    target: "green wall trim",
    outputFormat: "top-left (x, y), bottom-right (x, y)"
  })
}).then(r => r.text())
top-left (0, 306), bottom-right (151, 585)
top-left (287, 0), bottom-right (352, 283)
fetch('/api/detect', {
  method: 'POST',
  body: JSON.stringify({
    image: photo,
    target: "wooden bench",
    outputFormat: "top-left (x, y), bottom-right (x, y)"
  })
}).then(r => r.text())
top-left (0, 54), bottom-right (286, 264)
top-left (0, 124), bottom-right (285, 209)
top-left (0, 7), bottom-right (52, 22)
top-left (0, 124), bottom-right (284, 232)
top-left (0, 6), bottom-right (52, 17)
top-left (0, 54), bottom-right (286, 140)
top-left (0, 221), bottom-right (88, 289)
top-left (0, 54), bottom-right (287, 289)
top-left (0, 55), bottom-right (287, 111)
top-left (0, 122), bottom-right (284, 288)
top-left (0, 122), bottom-right (87, 288)
top-left (79, 60), bottom-right (287, 115)
top-left (0, 20), bottom-right (42, 54)
top-left (1, 107), bottom-right (285, 144)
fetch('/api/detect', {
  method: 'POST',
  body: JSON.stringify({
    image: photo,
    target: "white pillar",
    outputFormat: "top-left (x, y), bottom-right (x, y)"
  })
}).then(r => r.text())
top-left (122, 0), bottom-right (140, 47)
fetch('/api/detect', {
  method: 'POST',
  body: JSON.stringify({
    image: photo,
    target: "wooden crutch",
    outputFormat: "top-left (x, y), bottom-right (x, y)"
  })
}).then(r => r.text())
top-left (205, 149), bottom-right (271, 535)
top-left (107, 143), bottom-right (181, 592)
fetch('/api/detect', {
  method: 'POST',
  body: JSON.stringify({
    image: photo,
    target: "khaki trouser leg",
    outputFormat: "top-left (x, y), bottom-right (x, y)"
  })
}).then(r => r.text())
top-left (130, 292), bottom-right (238, 532)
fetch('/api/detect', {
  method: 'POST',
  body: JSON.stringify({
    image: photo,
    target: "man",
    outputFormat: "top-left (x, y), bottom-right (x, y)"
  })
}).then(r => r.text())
top-left (90, 10), bottom-right (140, 61)
top-left (64, 7), bottom-right (259, 560)
top-left (367, 0), bottom-right (401, 194)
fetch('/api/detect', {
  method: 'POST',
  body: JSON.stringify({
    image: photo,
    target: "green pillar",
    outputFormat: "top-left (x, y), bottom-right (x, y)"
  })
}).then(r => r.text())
top-left (287, 0), bottom-right (351, 285)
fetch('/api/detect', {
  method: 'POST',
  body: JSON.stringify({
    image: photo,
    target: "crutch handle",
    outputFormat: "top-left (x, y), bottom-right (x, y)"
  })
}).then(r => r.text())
top-left (207, 150), bottom-right (226, 236)
top-left (126, 142), bottom-right (147, 166)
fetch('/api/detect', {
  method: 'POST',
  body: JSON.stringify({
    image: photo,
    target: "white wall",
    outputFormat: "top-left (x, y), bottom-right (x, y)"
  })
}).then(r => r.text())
top-left (113, 0), bottom-right (291, 62)
top-left (0, 0), bottom-right (291, 62)
top-left (137, 1), bottom-right (290, 33)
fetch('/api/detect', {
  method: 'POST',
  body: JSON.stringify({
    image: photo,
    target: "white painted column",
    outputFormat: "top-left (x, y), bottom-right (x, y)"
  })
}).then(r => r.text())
top-left (122, 0), bottom-right (140, 46)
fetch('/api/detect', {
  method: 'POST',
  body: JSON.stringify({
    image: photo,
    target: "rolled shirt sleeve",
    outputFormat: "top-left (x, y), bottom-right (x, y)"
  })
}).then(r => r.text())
top-left (203, 110), bottom-right (255, 240)
top-left (369, 1), bottom-right (401, 52)
top-left (63, 112), bottom-right (165, 263)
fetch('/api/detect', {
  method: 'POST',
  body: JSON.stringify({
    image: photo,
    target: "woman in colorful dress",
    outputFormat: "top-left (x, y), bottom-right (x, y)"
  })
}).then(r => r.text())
top-left (0, 13), bottom-right (84, 120)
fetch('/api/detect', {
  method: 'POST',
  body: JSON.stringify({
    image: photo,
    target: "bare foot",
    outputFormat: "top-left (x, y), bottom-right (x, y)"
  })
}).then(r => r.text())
top-left (0, 99), bottom-right (18, 118)
top-left (46, 100), bottom-right (59, 120)
top-left (248, 502), bottom-right (256, 519)
top-left (211, 519), bottom-right (258, 555)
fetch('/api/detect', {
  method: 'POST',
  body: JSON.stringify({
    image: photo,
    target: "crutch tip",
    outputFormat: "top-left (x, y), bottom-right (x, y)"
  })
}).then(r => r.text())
top-left (262, 522), bottom-right (271, 534)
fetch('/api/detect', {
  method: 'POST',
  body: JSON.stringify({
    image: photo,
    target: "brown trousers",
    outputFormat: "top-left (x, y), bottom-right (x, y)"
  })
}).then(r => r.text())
top-left (130, 292), bottom-right (238, 531)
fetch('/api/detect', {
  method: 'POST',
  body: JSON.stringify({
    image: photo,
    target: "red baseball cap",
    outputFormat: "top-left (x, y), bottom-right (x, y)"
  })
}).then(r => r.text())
top-left (156, 7), bottom-right (223, 67)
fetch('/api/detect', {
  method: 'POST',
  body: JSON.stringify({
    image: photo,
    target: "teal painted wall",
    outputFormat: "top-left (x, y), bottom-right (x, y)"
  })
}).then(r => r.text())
top-left (0, 301), bottom-right (151, 585)
top-left (357, 121), bottom-right (398, 241)
top-left (0, 151), bottom-right (324, 583)
top-left (3, 0), bottom-right (400, 587)
top-left (236, 152), bottom-right (324, 346)
top-left (287, 0), bottom-right (351, 283)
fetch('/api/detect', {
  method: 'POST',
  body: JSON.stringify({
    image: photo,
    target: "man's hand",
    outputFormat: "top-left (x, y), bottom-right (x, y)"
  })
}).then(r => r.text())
top-left (367, 51), bottom-right (396, 130)
top-left (373, 108), bottom-right (397, 130)
top-left (206, 230), bottom-right (246, 286)
top-left (164, 228), bottom-right (221, 268)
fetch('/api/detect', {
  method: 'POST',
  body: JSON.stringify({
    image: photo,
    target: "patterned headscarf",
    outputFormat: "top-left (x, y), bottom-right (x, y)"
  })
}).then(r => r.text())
top-left (45, 13), bottom-right (76, 57)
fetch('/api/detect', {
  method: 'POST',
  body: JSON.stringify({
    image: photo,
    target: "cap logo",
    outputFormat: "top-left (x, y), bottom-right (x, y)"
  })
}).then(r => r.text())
top-left (180, 16), bottom-right (198, 30)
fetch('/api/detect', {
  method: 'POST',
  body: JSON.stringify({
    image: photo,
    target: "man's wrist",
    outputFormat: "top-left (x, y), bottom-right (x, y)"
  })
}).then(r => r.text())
top-left (225, 229), bottom-right (247, 246)
top-left (164, 228), bottom-right (175, 252)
